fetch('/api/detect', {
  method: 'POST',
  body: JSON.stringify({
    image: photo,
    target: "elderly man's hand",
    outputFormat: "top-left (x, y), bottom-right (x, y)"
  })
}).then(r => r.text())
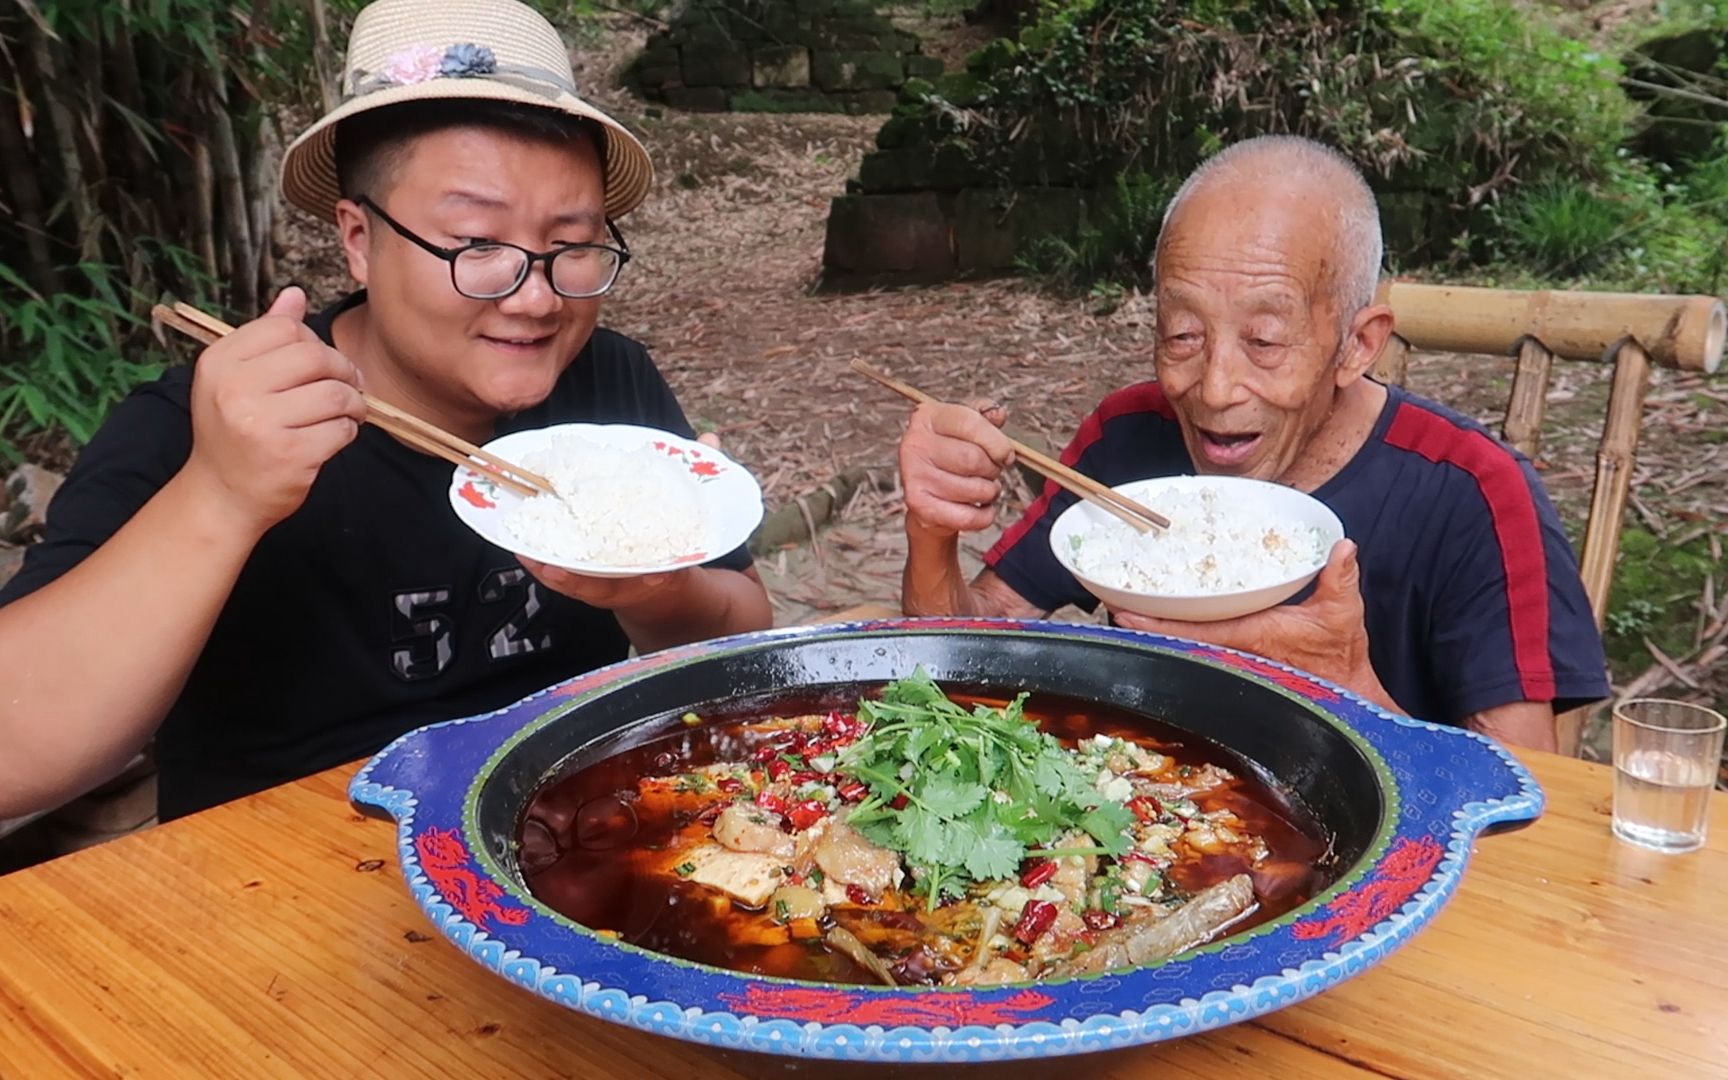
top-left (899, 400), bottom-right (1016, 538)
top-left (1111, 540), bottom-right (1401, 714)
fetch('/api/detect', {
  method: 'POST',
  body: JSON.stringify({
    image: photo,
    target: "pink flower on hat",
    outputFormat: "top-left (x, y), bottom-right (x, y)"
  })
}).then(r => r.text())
top-left (379, 44), bottom-right (445, 86)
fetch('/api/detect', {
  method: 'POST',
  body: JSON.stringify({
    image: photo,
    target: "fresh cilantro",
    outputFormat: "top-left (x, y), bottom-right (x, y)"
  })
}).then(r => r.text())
top-left (961, 821), bottom-right (1023, 881)
top-left (920, 774), bottom-right (988, 818)
top-left (835, 667), bottom-right (1135, 907)
top-left (1077, 801), bottom-right (1137, 850)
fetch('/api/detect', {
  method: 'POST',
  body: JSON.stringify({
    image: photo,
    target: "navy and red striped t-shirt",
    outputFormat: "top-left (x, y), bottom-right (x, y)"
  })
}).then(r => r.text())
top-left (985, 382), bottom-right (1609, 725)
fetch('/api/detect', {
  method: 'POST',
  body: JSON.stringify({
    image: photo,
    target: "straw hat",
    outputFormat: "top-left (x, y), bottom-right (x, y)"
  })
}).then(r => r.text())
top-left (280, 0), bottom-right (652, 223)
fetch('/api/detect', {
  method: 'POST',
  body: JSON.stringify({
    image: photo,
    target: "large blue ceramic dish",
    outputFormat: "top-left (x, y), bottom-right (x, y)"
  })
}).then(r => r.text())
top-left (350, 618), bottom-right (1542, 1063)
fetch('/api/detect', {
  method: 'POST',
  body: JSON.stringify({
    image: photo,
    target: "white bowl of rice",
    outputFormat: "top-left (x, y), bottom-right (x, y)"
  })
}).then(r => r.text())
top-left (448, 423), bottom-right (763, 577)
top-left (1049, 476), bottom-right (1344, 622)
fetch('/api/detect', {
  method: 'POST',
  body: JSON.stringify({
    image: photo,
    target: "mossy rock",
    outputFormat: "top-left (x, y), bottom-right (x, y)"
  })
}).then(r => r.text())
top-left (930, 140), bottom-right (986, 189)
top-left (663, 85), bottom-right (729, 112)
top-left (965, 38), bottom-right (1018, 77)
top-left (905, 54), bottom-right (944, 79)
top-left (844, 89), bottom-right (901, 114)
top-left (898, 76), bottom-right (935, 105)
top-left (812, 51), bottom-right (905, 91)
top-left (875, 114), bottom-right (930, 150)
top-left (752, 44), bottom-right (812, 89)
top-left (824, 192), bottom-right (956, 275)
top-left (859, 147), bottom-right (934, 190)
top-left (684, 48), bottom-right (753, 88)
top-left (933, 71), bottom-right (984, 107)
top-left (954, 186), bottom-right (1086, 271)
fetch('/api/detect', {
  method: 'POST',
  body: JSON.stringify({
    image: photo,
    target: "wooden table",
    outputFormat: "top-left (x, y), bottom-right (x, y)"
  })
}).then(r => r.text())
top-left (1, 753), bottom-right (1724, 1079)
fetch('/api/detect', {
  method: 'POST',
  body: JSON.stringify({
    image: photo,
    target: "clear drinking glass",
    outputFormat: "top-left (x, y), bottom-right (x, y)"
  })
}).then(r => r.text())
top-left (1611, 698), bottom-right (1726, 853)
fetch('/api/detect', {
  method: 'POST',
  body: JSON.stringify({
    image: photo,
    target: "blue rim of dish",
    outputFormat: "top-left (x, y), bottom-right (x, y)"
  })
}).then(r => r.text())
top-left (351, 618), bottom-right (1543, 1063)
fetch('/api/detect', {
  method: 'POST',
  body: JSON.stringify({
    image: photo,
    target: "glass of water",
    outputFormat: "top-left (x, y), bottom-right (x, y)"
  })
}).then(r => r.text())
top-left (1611, 698), bottom-right (1726, 853)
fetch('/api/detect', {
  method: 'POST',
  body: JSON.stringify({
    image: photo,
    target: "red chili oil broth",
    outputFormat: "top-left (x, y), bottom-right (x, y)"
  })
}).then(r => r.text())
top-left (516, 688), bottom-right (1333, 984)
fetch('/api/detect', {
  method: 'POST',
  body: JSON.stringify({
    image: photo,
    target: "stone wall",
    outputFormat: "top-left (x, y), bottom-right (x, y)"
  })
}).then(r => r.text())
top-left (630, 0), bottom-right (944, 114)
top-left (823, 74), bottom-right (1456, 281)
top-left (823, 74), bottom-right (1100, 280)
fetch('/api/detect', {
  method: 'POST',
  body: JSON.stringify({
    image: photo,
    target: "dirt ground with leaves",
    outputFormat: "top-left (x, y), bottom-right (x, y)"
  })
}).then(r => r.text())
top-left (270, 13), bottom-right (1724, 756)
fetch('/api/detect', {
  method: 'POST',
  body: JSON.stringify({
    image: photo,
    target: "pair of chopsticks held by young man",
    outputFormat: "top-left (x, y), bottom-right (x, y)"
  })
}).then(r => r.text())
top-left (0, 0), bottom-right (1607, 829)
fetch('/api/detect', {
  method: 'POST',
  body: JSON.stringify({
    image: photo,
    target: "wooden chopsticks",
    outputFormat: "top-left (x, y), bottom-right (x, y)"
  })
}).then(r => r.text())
top-left (151, 302), bottom-right (555, 499)
top-left (851, 359), bottom-right (1171, 533)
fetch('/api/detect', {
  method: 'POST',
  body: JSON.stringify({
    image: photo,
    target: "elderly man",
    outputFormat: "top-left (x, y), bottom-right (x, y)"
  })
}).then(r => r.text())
top-left (0, 0), bottom-right (771, 822)
top-left (897, 135), bottom-right (1607, 751)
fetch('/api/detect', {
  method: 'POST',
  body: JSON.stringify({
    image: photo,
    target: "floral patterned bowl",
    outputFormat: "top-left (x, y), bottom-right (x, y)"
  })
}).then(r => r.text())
top-left (351, 619), bottom-right (1542, 1064)
top-left (447, 422), bottom-right (763, 578)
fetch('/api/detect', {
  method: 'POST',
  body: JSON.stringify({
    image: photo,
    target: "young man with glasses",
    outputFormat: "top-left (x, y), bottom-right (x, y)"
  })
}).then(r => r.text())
top-left (0, 0), bottom-right (771, 824)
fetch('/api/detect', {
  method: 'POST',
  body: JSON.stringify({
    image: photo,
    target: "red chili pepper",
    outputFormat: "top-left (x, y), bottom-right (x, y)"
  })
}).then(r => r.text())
top-left (716, 777), bottom-right (743, 793)
top-left (889, 793), bottom-right (909, 810)
top-left (824, 710), bottom-right (867, 744)
top-left (787, 799), bottom-right (829, 831)
top-left (790, 771), bottom-right (821, 785)
top-left (846, 884), bottom-right (874, 905)
top-left (837, 780), bottom-right (868, 802)
top-left (1011, 900), bottom-right (1059, 946)
top-left (755, 791), bottom-right (788, 814)
top-left (751, 745), bottom-right (779, 763)
top-left (1082, 909), bottom-right (1119, 931)
top-left (1018, 858), bottom-right (1058, 889)
top-left (696, 803), bottom-right (727, 824)
top-left (766, 758), bottom-right (792, 782)
top-left (1128, 795), bottom-right (1162, 823)
top-left (1120, 850), bottom-right (1158, 866)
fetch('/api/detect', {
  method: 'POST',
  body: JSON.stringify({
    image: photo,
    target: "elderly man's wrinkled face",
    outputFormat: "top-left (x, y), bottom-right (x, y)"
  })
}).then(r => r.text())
top-left (1153, 179), bottom-right (1350, 482)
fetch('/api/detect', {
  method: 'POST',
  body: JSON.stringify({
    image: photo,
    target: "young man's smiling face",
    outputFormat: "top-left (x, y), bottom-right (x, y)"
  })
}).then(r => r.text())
top-left (1152, 176), bottom-right (1355, 483)
top-left (336, 123), bottom-right (609, 424)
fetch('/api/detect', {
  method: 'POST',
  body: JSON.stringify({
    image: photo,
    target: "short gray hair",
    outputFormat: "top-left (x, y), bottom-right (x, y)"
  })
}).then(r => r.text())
top-left (1156, 135), bottom-right (1384, 325)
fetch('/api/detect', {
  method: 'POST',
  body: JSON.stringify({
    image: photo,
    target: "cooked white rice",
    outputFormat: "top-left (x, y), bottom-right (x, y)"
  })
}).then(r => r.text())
top-left (1067, 485), bottom-right (1326, 595)
top-left (502, 435), bottom-right (707, 566)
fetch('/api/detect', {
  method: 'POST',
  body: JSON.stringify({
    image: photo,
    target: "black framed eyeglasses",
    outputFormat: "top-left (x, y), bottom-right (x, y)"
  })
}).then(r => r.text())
top-left (356, 194), bottom-right (631, 301)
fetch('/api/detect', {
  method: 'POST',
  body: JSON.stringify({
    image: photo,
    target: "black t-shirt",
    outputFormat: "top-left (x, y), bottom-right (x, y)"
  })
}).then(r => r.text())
top-left (0, 293), bottom-right (752, 820)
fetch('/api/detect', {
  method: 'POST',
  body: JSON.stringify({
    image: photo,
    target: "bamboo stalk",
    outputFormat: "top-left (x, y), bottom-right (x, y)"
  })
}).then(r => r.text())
top-left (1553, 338), bottom-right (1654, 759)
top-left (307, 0), bottom-right (339, 114)
top-left (191, 137), bottom-right (217, 275)
top-left (23, 15), bottom-right (100, 262)
top-left (1555, 704), bottom-right (1591, 759)
top-left (0, 54), bottom-right (59, 293)
top-left (1371, 333), bottom-right (1410, 386)
top-left (244, 117), bottom-right (275, 287)
top-left (77, 32), bottom-right (104, 155)
top-left (1376, 280), bottom-right (1725, 374)
top-left (1576, 339), bottom-right (1653, 627)
top-left (206, 94), bottom-right (255, 311)
top-left (194, 6), bottom-right (256, 312)
top-left (1501, 337), bottom-right (1555, 460)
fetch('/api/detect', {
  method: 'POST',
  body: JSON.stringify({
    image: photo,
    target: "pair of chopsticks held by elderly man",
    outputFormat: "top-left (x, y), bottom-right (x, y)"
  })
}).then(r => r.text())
top-left (0, 0), bottom-right (1607, 827)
